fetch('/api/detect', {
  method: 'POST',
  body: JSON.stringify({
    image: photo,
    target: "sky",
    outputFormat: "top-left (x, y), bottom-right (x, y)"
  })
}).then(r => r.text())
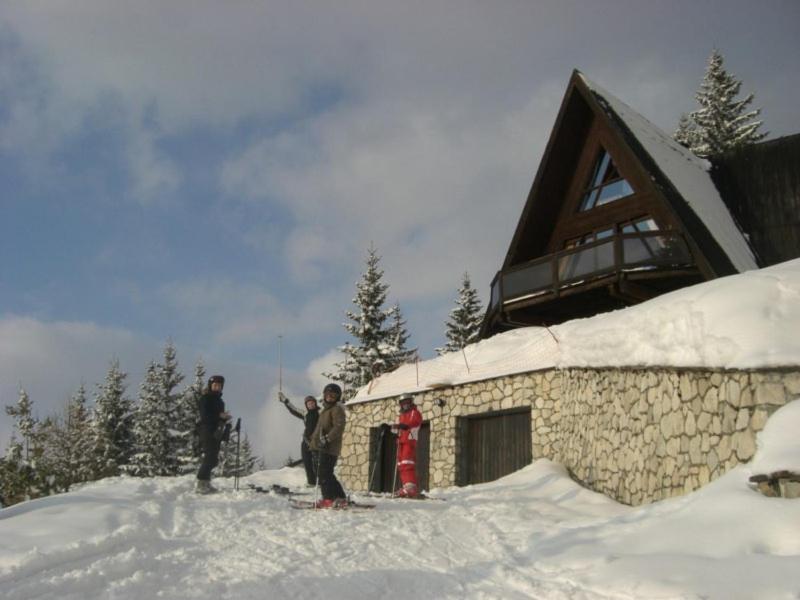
top-left (2, 0), bottom-right (799, 465)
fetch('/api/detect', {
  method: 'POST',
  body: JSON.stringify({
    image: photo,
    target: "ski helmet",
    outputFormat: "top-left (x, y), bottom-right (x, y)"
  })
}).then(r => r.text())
top-left (398, 393), bottom-right (414, 412)
top-left (322, 383), bottom-right (342, 402)
top-left (208, 375), bottom-right (225, 390)
top-left (304, 395), bottom-right (318, 409)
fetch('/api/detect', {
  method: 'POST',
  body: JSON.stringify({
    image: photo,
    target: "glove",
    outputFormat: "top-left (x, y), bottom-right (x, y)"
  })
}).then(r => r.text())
top-left (278, 392), bottom-right (288, 404)
top-left (319, 433), bottom-right (329, 448)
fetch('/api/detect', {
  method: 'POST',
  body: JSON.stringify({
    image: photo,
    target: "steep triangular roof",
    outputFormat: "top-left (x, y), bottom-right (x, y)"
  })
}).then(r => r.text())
top-left (503, 70), bottom-right (757, 275)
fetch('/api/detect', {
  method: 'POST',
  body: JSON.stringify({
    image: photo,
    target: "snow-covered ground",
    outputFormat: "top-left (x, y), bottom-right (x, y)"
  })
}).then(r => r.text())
top-left (354, 258), bottom-right (800, 402)
top-left (2, 400), bottom-right (799, 600)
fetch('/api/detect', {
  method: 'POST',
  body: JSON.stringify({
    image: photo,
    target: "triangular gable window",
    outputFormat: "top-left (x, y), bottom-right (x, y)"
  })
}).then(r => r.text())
top-left (578, 148), bottom-right (634, 211)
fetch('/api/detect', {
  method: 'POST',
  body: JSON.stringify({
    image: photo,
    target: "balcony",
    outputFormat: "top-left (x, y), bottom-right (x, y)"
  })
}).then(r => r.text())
top-left (487, 231), bottom-right (698, 327)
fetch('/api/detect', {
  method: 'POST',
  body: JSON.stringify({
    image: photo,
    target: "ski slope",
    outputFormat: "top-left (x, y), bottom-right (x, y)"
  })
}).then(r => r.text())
top-left (2, 400), bottom-right (799, 600)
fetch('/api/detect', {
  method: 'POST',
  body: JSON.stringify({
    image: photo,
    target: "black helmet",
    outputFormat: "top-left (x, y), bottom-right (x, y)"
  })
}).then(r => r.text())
top-left (208, 375), bottom-right (225, 390)
top-left (304, 395), bottom-right (318, 408)
top-left (322, 383), bottom-right (342, 402)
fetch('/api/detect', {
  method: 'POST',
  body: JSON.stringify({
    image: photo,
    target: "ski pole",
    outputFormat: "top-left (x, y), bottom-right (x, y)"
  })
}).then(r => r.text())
top-left (278, 335), bottom-right (283, 397)
top-left (391, 435), bottom-right (399, 497)
top-left (313, 450), bottom-right (321, 510)
top-left (234, 418), bottom-right (241, 491)
top-left (367, 425), bottom-right (386, 493)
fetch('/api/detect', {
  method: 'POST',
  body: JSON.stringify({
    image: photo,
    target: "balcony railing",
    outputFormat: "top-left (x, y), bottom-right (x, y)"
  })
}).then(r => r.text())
top-left (490, 231), bottom-right (693, 310)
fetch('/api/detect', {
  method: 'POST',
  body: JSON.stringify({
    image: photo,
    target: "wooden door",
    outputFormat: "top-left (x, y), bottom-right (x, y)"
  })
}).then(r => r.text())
top-left (457, 408), bottom-right (532, 486)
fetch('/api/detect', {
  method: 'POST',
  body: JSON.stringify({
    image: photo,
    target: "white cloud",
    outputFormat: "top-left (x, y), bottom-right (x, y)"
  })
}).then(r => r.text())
top-left (0, 315), bottom-right (152, 449)
top-left (158, 279), bottom-right (344, 346)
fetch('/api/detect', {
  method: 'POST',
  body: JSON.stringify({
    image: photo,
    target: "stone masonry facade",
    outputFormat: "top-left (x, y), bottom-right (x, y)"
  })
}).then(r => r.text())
top-left (338, 367), bottom-right (800, 505)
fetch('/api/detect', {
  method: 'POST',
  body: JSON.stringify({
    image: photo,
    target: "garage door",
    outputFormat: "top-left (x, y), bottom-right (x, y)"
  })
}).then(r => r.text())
top-left (457, 408), bottom-right (532, 486)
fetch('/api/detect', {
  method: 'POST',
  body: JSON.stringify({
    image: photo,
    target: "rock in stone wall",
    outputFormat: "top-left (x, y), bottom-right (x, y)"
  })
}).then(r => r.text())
top-left (551, 368), bottom-right (798, 504)
top-left (340, 368), bottom-right (800, 505)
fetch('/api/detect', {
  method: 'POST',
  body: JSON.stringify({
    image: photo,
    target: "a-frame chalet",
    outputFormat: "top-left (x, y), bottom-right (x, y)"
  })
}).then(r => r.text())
top-left (481, 70), bottom-right (759, 337)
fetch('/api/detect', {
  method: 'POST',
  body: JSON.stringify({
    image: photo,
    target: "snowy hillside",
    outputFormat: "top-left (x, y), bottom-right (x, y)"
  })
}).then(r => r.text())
top-left (2, 400), bottom-right (799, 600)
top-left (354, 258), bottom-right (800, 402)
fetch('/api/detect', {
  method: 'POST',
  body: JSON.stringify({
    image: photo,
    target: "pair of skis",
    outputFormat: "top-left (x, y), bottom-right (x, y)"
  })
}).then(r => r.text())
top-left (288, 498), bottom-right (376, 510)
top-left (247, 483), bottom-right (375, 509)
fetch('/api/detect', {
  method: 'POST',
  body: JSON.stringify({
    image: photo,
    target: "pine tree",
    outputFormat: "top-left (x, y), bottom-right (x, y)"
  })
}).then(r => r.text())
top-left (673, 113), bottom-right (699, 149)
top-left (175, 361), bottom-right (205, 474)
top-left (92, 359), bottom-right (134, 479)
top-left (128, 362), bottom-right (169, 477)
top-left (64, 384), bottom-right (94, 488)
top-left (385, 302), bottom-right (415, 369)
top-left (325, 244), bottom-right (399, 399)
top-left (2, 388), bottom-right (37, 502)
top-left (33, 415), bottom-right (66, 496)
top-left (437, 272), bottom-right (484, 355)
top-left (674, 49), bottom-right (767, 157)
top-left (158, 341), bottom-right (184, 474)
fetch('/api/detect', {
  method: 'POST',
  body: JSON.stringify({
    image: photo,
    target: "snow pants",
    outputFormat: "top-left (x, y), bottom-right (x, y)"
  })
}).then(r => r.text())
top-left (317, 451), bottom-right (346, 500)
top-left (197, 429), bottom-right (222, 481)
top-left (301, 439), bottom-right (317, 486)
top-left (397, 441), bottom-right (418, 493)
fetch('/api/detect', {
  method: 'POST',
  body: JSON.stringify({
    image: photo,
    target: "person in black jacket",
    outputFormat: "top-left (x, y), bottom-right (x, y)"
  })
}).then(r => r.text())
top-left (196, 374), bottom-right (231, 494)
top-left (278, 392), bottom-right (320, 485)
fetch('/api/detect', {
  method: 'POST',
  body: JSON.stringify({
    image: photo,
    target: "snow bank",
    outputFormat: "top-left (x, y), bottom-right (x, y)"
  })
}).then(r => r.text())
top-left (2, 424), bottom-right (800, 599)
top-left (749, 398), bottom-right (800, 475)
top-left (354, 258), bottom-right (800, 402)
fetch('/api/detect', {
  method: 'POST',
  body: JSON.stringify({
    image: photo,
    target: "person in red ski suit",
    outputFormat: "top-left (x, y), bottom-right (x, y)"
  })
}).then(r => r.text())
top-left (392, 394), bottom-right (423, 498)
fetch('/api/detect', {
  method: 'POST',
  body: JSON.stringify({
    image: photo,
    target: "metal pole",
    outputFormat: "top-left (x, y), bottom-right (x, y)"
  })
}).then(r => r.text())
top-left (278, 335), bottom-right (283, 396)
top-left (391, 435), bottom-right (399, 497)
top-left (234, 418), bottom-right (241, 491)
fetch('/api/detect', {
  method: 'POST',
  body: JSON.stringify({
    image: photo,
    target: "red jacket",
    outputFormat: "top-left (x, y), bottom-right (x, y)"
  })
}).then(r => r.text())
top-left (397, 406), bottom-right (422, 445)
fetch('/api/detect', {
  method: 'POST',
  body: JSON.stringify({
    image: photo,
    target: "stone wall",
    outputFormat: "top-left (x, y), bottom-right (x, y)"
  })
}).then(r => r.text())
top-left (339, 367), bottom-right (799, 505)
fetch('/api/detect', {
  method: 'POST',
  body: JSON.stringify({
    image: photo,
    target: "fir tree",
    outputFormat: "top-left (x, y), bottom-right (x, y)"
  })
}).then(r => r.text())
top-left (128, 362), bottom-right (169, 477)
top-left (218, 432), bottom-right (257, 478)
top-left (2, 388), bottom-right (37, 502)
top-left (64, 384), bottom-right (95, 488)
top-left (437, 272), bottom-right (484, 355)
top-left (158, 341), bottom-right (184, 474)
top-left (386, 302), bottom-right (416, 369)
top-left (33, 415), bottom-right (66, 496)
top-left (673, 113), bottom-right (698, 149)
top-left (325, 244), bottom-right (399, 399)
top-left (92, 359), bottom-right (134, 478)
top-left (127, 343), bottom-right (186, 477)
top-left (175, 361), bottom-right (205, 474)
top-left (674, 49), bottom-right (767, 157)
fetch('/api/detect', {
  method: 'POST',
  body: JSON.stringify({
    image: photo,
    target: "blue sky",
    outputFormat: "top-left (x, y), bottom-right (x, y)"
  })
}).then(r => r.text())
top-left (2, 1), bottom-right (799, 465)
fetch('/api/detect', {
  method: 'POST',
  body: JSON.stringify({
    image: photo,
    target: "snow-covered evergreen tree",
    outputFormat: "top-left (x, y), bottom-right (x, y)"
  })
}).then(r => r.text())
top-left (33, 415), bottom-right (66, 496)
top-left (92, 359), bottom-right (134, 479)
top-left (386, 302), bottom-right (416, 369)
top-left (674, 49), bottom-right (767, 157)
top-left (127, 343), bottom-right (186, 477)
top-left (175, 361), bottom-right (205, 474)
top-left (1, 388), bottom-right (37, 503)
top-left (673, 113), bottom-right (699, 150)
top-left (437, 272), bottom-right (484, 355)
top-left (325, 244), bottom-right (400, 399)
top-left (158, 341), bottom-right (184, 474)
top-left (128, 363), bottom-right (168, 477)
top-left (64, 384), bottom-right (95, 488)
top-left (218, 431), bottom-right (258, 478)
